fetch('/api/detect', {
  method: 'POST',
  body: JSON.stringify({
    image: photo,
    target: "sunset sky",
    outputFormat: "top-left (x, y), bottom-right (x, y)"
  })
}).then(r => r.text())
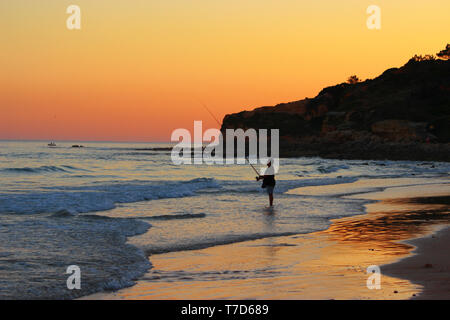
top-left (1, 0), bottom-right (448, 142)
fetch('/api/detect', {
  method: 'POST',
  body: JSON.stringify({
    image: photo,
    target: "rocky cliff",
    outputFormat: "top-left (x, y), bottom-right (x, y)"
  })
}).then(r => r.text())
top-left (221, 58), bottom-right (450, 161)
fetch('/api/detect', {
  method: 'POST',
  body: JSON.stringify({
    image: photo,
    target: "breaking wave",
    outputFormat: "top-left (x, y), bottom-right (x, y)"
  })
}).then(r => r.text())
top-left (0, 178), bottom-right (220, 215)
top-left (0, 165), bottom-right (88, 174)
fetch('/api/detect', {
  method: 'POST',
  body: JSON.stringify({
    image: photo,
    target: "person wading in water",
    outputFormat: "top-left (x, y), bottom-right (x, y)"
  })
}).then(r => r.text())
top-left (256, 158), bottom-right (276, 206)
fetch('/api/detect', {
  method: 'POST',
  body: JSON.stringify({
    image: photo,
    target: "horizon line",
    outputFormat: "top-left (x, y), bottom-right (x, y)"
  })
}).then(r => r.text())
top-left (0, 139), bottom-right (174, 144)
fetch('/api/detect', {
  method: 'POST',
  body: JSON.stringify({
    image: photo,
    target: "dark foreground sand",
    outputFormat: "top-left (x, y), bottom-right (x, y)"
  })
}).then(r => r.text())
top-left (383, 225), bottom-right (450, 300)
top-left (85, 180), bottom-right (450, 300)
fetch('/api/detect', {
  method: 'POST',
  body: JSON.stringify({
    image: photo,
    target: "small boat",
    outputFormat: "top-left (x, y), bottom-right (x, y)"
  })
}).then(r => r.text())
top-left (71, 145), bottom-right (84, 148)
top-left (48, 142), bottom-right (56, 147)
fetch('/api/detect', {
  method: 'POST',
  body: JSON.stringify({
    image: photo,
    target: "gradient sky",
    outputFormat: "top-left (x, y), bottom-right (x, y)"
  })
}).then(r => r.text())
top-left (1, 0), bottom-right (448, 141)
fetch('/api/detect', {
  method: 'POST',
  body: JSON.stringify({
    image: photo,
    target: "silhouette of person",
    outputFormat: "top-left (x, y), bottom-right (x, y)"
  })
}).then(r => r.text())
top-left (257, 158), bottom-right (276, 206)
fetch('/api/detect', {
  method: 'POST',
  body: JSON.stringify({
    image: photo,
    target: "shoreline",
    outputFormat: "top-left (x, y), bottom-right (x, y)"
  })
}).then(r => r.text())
top-left (84, 180), bottom-right (450, 300)
top-left (382, 224), bottom-right (450, 299)
top-left (278, 141), bottom-right (450, 162)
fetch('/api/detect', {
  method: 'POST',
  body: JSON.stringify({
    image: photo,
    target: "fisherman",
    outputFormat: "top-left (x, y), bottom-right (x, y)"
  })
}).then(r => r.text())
top-left (256, 158), bottom-right (276, 206)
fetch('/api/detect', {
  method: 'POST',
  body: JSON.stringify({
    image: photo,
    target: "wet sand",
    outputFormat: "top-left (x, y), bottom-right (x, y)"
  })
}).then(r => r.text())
top-left (383, 225), bottom-right (450, 299)
top-left (85, 180), bottom-right (450, 300)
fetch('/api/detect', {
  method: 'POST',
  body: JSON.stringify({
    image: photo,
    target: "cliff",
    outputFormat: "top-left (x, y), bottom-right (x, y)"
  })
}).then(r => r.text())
top-left (221, 58), bottom-right (450, 161)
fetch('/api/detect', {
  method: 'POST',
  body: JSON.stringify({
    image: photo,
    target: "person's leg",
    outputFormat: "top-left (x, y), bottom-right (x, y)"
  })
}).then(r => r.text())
top-left (266, 186), bottom-right (274, 206)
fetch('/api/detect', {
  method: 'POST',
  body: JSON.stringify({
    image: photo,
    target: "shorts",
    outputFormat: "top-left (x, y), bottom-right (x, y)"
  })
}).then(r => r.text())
top-left (265, 185), bottom-right (274, 195)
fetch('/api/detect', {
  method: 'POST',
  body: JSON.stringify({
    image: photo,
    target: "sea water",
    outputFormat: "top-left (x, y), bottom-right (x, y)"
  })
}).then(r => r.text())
top-left (0, 140), bottom-right (448, 299)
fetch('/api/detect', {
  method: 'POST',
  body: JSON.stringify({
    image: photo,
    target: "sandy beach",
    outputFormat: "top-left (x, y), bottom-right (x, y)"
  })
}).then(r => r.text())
top-left (85, 179), bottom-right (450, 300)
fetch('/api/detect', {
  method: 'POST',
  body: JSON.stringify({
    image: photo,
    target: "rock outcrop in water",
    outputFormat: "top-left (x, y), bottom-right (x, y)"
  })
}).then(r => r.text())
top-left (221, 57), bottom-right (450, 161)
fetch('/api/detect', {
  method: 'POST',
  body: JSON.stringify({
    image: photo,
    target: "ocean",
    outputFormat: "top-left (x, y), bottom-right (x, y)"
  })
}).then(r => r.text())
top-left (0, 140), bottom-right (449, 299)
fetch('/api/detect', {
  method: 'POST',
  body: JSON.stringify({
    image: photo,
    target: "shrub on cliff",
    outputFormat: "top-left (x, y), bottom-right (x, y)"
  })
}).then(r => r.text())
top-left (347, 75), bottom-right (360, 84)
top-left (437, 44), bottom-right (450, 60)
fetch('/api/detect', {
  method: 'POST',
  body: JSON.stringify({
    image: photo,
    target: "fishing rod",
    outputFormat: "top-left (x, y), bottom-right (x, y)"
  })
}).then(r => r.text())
top-left (201, 103), bottom-right (222, 129)
top-left (247, 158), bottom-right (261, 177)
top-left (201, 103), bottom-right (261, 178)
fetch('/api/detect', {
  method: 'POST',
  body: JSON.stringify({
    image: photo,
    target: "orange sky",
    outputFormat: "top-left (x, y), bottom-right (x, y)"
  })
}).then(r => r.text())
top-left (0, 0), bottom-right (448, 141)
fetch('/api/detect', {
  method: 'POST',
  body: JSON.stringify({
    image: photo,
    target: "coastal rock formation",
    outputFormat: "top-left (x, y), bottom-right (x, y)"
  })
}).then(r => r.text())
top-left (221, 58), bottom-right (450, 161)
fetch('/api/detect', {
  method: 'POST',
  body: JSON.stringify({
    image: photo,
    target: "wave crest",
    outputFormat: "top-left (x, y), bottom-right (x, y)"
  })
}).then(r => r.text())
top-left (1, 165), bottom-right (88, 174)
top-left (0, 178), bottom-right (219, 215)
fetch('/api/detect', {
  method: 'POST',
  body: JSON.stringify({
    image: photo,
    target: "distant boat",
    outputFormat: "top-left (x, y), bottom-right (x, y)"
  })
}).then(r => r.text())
top-left (48, 142), bottom-right (56, 147)
top-left (71, 145), bottom-right (84, 148)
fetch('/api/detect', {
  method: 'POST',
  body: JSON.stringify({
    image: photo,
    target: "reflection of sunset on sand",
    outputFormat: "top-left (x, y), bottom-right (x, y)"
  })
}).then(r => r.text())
top-left (86, 180), bottom-right (450, 300)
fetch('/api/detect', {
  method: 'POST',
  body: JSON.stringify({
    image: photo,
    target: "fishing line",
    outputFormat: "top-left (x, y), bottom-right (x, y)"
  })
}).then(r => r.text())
top-left (201, 103), bottom-right (261, 177)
